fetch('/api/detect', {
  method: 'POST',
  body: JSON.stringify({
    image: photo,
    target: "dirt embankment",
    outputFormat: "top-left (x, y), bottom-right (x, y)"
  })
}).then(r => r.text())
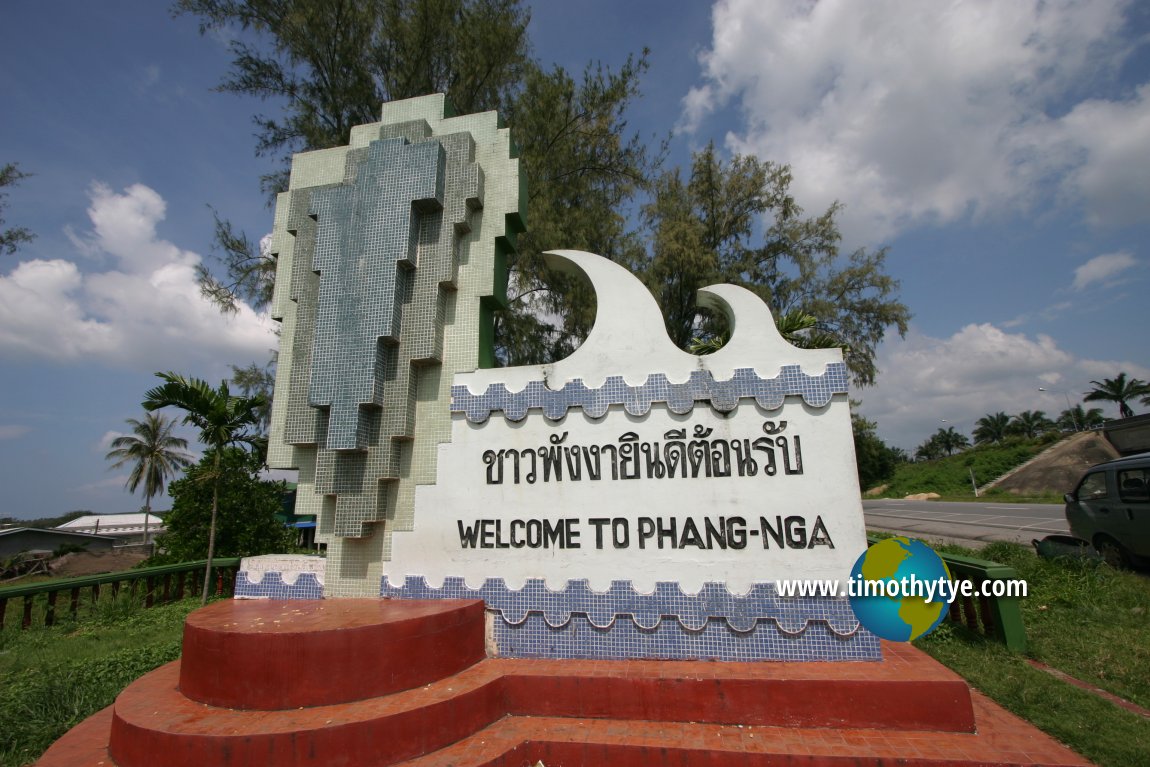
top-left (988, 431), bottom-right (1120, 496)
top-left (49, 549), bottom-right (149, 578)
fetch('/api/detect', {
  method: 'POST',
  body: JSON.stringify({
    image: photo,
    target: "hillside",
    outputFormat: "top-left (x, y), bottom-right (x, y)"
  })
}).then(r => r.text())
top-left (873, 431), bottom-right (1119, 499)
top-left (986, 431), bottom-right (1118, 496)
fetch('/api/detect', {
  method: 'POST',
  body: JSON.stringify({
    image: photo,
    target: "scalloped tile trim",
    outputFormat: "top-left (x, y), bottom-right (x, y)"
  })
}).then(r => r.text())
top-left (235, 572), bottom-right (325, 600)
top-left (451, 363), bottom-right (850, 423)
top-left (380, 576), bottom-right (861, 636)
top-left (494, 614), bottom-right (880, 661)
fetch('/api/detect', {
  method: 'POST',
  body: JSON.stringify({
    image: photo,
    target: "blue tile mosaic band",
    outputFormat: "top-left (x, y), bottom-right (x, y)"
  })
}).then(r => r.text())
top-left (452, 363), bottom-right (850, 423)
top-left (235, 572), bottom-right (325, 600)
top-left (381, 575), bottom-right (858, 633)
top-left (381, 575), bottom-right (877, 660)
top-left (494, 614), bottom-right (880, 661)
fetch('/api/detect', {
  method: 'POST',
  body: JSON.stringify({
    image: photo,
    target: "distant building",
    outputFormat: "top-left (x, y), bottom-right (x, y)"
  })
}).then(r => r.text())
top-left (57, 513), bottom-right (166, 544)
top-left (0, 527), bottom-right (117, 558)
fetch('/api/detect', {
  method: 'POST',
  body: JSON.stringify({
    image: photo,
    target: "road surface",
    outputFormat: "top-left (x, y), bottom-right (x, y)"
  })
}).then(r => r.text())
top-left (862, 499), bottom-right (1070, 547)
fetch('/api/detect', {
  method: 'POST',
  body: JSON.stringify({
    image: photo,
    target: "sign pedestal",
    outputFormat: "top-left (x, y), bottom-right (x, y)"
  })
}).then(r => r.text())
top-left (38, 599), bottom-right (1088, 767)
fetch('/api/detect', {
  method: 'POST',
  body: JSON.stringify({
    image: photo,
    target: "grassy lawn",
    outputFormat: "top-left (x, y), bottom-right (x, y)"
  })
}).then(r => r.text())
top-left (0, 596), bottom-right (202, 767)
top-left (915, 540), bottom-right (1150, 767)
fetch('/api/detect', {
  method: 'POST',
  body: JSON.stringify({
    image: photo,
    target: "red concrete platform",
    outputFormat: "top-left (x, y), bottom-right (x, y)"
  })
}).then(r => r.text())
top-left (36, 599), bottom-right (1091, 767)
top-left (180, 599), bottom-right (486, 709)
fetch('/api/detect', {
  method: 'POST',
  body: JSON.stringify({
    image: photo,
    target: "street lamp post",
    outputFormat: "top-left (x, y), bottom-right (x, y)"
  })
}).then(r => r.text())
top-left (1038, 387), bottom-right (1077, 431)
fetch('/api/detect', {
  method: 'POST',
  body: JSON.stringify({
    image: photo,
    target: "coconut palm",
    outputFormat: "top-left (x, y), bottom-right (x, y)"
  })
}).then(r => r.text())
top-left (104, 413), bottom-right (194, 547)
top-left (143, 372), bottom-right (267, 604)
top-left (973, 412), bottom-right (1012, 445)
top-left (1084, 373), bottom-right (1150, 419)
top-left (1010, 410), bottom-right (1054, 440)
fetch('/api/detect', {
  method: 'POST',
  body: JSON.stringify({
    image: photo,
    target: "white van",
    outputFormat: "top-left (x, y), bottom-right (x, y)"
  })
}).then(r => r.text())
top-left (1064, 452), bottom-right (1150, 567)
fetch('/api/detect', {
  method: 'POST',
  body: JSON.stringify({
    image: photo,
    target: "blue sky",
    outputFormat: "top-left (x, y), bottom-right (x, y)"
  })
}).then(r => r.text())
top-left (2, 1), bottom-right (1148, 519)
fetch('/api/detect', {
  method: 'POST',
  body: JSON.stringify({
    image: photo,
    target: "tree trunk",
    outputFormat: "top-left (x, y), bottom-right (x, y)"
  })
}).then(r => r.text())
top-left (201, 451), bottom-right (221, 605)
top-left (143, 497), bottom-right (152, 554)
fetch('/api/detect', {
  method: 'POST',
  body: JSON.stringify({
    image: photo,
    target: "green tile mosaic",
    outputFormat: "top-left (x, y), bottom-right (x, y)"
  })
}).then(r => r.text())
top-left (265, 95), bottom-right (523, 596)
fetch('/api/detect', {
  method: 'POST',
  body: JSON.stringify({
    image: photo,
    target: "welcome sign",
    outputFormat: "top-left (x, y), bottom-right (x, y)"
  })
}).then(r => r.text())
top-left (263, 96), bottom-right (878, 660)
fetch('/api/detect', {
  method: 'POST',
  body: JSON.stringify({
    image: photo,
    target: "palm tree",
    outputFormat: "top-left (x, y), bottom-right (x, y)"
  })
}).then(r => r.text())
top-left (1057, 405), bottom-right (1105, 432)
top-left (1010, 410), bottom-right (1054, 440)
top-left (934, 426), bottom-right (970, 456)
top-left (143, 372), bottom-right (267, 604)
top-left (915, 434), bottom-right (945, 461)
top-left (1084, 373), bottom-right (1150, 419)
top-left (104, 413), bottom-right (194, 548)
top-left (973, 412), bottom-right (1012, 445)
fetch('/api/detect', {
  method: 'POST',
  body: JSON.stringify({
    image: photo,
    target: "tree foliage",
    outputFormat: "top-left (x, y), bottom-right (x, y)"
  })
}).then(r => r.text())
top-left (916, 426), bottom-right (970, 460)
top-left (973, 412), bottom-right (1013, 445)
top-left (1009, 410), bottom-right (1054, 440)
top-left (179, 0), bottom-right (907, 387)
top-left (636, 144), bottom-right (909, 385)
top-left (154, 447), bottom-right (293, 563)
top-left (0, 162), bottom-right (35, 256)
top-left (495, 53), bottom-right (658, 364)
top-left (143, 372), bottom-right (267, 602)
top-left (104, 413), bottom-right (195, 542)
top-left (1057, 404), bottom-right (1104, 431)
top-left (1084, 372), bottom-right (1150, 419)
top-left (852, 413), bottom-right (901, 491)
top-left (230, 358), bottom-right (277, 434)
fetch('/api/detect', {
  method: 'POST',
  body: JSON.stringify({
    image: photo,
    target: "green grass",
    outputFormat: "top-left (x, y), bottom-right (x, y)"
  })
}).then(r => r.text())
top-left (911, 540), bottom-right (1150, 767)
top-left (0, 597), bottom-right (202, 767)
top-left (920, 628), bottom-right (1150, 767)
top-left (878, 440), bottom-right (1054, 498)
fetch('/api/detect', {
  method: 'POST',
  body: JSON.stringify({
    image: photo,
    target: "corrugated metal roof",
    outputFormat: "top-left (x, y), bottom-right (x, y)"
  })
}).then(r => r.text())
top-left (57, 513), bottom-right (165, 533)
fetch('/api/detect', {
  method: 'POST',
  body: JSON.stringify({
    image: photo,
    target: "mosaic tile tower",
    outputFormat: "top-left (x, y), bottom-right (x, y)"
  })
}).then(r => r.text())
top-left (267, 95), bottom-right (524, 597)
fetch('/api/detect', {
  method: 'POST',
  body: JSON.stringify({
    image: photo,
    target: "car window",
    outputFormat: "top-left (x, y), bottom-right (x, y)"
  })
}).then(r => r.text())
top-left (1077, 472), bottom-right (1109, 500)
top-left (1118, 468), bottom-right (1150, 503)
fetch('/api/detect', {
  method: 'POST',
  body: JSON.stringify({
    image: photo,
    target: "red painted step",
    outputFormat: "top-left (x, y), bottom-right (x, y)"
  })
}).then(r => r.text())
top-left (179, 599), bottom-right (485, 709)
top-left (35, 599), bottom-right (1090, 767)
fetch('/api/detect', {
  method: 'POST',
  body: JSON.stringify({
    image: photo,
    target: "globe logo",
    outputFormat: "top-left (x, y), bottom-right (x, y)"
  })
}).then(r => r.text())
top-left (849, 537), bottom-right (952, 641)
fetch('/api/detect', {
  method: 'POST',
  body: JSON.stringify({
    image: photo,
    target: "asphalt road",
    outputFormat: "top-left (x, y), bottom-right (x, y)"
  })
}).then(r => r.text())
top-left (862, 499), bottom-right (1070, 547)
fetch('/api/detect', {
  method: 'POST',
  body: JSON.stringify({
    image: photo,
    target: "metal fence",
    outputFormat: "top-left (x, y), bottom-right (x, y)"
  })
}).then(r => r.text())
top-left (0, 558), bottom-right (242, 630)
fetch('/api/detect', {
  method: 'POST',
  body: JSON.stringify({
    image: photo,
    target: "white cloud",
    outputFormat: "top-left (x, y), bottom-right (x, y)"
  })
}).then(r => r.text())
top-left (73, 475), bottom-right (132, 494)
top-left (857, 322), bottom-right (1150, 450)
top-left (0, 425), bottom-right (31, 440)
top-left (1058, 85), bottom-right (1150, 227)
top-left (1072, 251), bottom-right (1137, 290)
top-left (94, 430), bottom-right (124, 454)
top-left (684, 0), bottom-right (1146, 243)
top-left (0, 183), bottom-right (275, 369)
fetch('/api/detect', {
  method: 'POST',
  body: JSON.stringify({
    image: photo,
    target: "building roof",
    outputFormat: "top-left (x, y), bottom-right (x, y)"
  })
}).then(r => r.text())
top-left (57, 513), bottom-right (165, 534)
top-left (0, 527), bottom-right (119, 543)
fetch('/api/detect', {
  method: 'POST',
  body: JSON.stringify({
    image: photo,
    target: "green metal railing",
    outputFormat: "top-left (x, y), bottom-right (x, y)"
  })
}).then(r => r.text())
top-left (0, 558), bottom-right (242, 630)
top-left (867, 536), bottom-right (1027, 652)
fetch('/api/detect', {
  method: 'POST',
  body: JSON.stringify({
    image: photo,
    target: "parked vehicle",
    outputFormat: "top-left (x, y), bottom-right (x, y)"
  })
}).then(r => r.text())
top-left (1064, 452), bottom-right (1150, 567)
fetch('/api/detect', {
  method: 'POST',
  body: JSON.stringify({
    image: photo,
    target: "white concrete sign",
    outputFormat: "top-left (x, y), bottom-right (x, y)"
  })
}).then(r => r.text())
top-left (387, 251), bottom-right (866, 593)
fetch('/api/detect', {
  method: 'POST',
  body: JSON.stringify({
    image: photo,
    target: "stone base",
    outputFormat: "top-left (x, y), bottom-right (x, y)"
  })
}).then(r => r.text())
top-left (38, 599), bottom-right (1089, 767)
